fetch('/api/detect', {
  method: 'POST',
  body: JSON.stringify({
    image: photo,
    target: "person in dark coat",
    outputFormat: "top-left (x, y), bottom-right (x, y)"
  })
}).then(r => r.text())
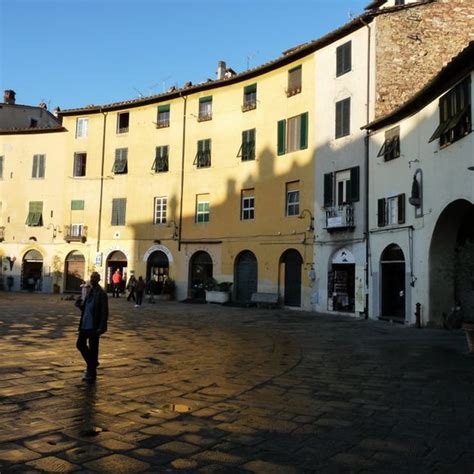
top-left (76, 271), bottom-right (109, 381)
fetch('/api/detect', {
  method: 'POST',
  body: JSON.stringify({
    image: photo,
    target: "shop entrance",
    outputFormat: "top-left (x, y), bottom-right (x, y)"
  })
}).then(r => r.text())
top-left (65, 251), bottom-right (85, 292)
top-left (106, 251), bottom-right (127, 293)
top-left (380, 244), bottom-right (405, 321)
top-left (189, 251), bottom-right (213, 299)
top-left (146, 251), bottom-right (169, 295)
top-left (22, 249), bottom-right (43, 291)
top-left (328, 248), bottom-right (355, 312)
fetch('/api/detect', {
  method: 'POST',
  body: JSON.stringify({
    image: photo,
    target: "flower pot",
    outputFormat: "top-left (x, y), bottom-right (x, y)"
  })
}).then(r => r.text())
top-left (462, 322), bottom-right (474, 354)
top-left (205, 290), bottom-right (230, 304)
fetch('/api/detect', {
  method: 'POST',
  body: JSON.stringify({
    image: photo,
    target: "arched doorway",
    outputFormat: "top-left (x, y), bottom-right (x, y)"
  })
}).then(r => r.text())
top-left (65, 251), bottom-right (85, 292)
top-left (146, 250), bottom-right (169, 295)
top-left (381, 244), bottom-right (405, 321)
top-left (22, 249), bottom-right (43, 291)
top-left (280, 249), bottom-right (303, 307)
top-left (328, 248), bottom-right (356, 312)
top-left (189, 251), bottom-right (213, 299)
top-left (234, 250), bottom-right (258, 303)
top-left (106, 251), bottom-right (127, 293)
top-left (430, 200), bottom-right (474, 326)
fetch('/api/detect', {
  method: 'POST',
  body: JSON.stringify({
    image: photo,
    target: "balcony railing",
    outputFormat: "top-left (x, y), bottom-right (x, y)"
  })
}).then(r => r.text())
top-left (0, 226), bottom-right (4, 242)
top-left (325, 204), bottom-right (355, 231)
top-left (64, 225), bottom-right (88, 243)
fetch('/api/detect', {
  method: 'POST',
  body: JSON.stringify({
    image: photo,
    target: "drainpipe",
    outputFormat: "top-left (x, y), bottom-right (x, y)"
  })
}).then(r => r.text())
top-left (178, 93), bottom-right (187, 251)
top-left (360, 16), bottom-right (372, 319)
top-left (97, 109), bottom-right (107, 253)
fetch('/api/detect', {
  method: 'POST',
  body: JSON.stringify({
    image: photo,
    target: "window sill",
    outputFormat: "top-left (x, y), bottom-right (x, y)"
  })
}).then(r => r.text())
top-left (285, 87), bottom-right (301, 97)
top-left (156, 123), bottom-right (170, 129)
top-left (242, 103), bottom-right (256, 112)
top-left (197, 115), bottom-right (212, 122)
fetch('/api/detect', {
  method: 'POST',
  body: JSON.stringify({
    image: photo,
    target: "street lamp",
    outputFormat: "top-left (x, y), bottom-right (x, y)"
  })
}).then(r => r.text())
top-left (298, 209), bottom-right (314, 232)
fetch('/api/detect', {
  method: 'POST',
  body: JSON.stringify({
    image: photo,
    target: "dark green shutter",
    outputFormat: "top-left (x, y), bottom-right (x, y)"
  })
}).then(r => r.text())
top-left (244, 84), bottom-right (257, 94)
top-left (350, 166), bottom-right (360, 202)
top-left (397, 194), bottom-right (405, 224)
top-left (0, 156), bottom-right (3, 178)
top-left (277, 120), bottom-right (286, 155)
top-left (200, 96), bottom-right (212, 103)
top-left (377, 198), bottom-right (386, 227)
top-left (158, 104), bottom-right (170, 112)
top-left (324, 173), bottom-right (334, 208)
top-left (71, 200), bottom-right (85, 210)
top-left (300, 112), bottom-right (308, 150)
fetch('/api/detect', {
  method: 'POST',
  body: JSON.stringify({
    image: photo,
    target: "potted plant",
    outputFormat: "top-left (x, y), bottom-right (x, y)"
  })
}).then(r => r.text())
top-left (204, 278), bottom-right (232, 304)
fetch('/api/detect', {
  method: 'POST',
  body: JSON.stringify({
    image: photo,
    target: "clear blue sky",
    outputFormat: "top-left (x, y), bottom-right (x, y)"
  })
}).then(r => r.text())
top-left (1, 0), bottom-right (369, 110)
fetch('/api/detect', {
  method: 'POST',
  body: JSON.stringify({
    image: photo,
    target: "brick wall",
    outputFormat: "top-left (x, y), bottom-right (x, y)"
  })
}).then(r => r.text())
top-left (375, 0), bottom-right (474, 117)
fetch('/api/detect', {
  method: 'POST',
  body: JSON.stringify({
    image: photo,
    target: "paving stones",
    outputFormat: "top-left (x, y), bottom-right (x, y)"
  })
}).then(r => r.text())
top-left (0, 293), bottom-right (473, 472)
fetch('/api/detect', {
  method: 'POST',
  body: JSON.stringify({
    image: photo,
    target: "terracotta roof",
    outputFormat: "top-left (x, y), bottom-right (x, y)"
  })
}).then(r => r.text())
top-left (365, 0), bottom-right (387, 10)
top-left (0, 126), bottom-right (66, 135)
top-left (364, 41), bottom-right (474, 132)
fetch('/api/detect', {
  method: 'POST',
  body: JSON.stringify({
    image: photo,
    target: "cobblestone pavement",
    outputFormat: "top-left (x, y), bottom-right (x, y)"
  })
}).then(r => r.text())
top-left (0, 293), bottom-right (473, 473)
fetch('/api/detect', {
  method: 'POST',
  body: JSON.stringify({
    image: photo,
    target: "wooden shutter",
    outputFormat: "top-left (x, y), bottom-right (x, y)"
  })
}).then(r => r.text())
top-left (71, 200), bottom-right (85, 210)
top-left (38, 155), bottom-right (45, 177)
top-left (343, 98), bottom-right (351, 136)
top-left (244, 84), bottom-right (257, 94)
top-left (300, 112), bottom-right (308, 150)
top-left (350, 166), bottom-right (360, 202)
top-left (377, 198), bottom-right (386, 227)
top-left (0, 156), bottom-right (3, 178)
top-left (32, 155), bottom-right (38, 177)
top-left (397, 193), bottom-right (405, 224)
top-left (324, 173), bottom-right (334, 208)
top-left (158, 104), bottom-right (170, 113)
top-left (277, 120), bottom-right (286, 155)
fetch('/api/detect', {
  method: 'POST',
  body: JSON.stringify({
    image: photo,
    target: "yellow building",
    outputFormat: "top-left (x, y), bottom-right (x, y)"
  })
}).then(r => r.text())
top-left (0, 52), bottom-right (316, 308)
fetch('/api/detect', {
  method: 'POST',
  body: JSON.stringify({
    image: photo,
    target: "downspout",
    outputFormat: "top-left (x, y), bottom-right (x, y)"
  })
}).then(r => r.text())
top-left (97, 109), bottom-right (107, 253)
top-left (178, 93), bottom-right (187, 251)
top-left (360, 16), bottom-right (372, 318)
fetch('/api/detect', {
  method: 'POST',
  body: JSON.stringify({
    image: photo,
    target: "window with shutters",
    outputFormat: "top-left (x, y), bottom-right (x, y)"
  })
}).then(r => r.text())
top-left (241, 189), bottom-right (255, 220)
top-left (152, 146), bottom-right (169, 172)
top-left (335, 98), bottom-right (351, 138)
top-left (286, 65), bottom-right (302, 97)
top-left (377, 194), bottom-right (405, 227)
top-left (76, 117), bottom-right (88, 138)
top-left (286, 181), bottom-right (300, 216)
top-left (0, 155), bottom-right (3, 179)
top-left (156, 105), bottom-right (170, 128)
top-left (238, 129), bottom-right (256, 161)
top-left (113, 148), bottom-right (128, 174)
top-left (336, 41), bottom-right (352, 77)
top-left (323, 166), bottom-right (360, 208)
top-left (242, 84), bottom-right (257, 111)
top-left (154, 196), bottom-right (167, 224)
top-left (25, 201), bottom-right (43, 226)
top-left (198, 96), bottom-right (212, 121)
top-left (378, 126), bottom-right (400, 162)
top-left (111, 198), bottom-right (126, 226)
top-left (277, 112), bottom-right (308, 155)
top-left (196, 194), bottom-right (210, 223)
top-left (32, 154), bottom-right (45, 179)
top-left (194, 139), bottom-right (211, 168)
top-left (429, 76), bottom-right (471, 148)
top-left (71, 200), bottom-right (85, 211)
top-left (73, 153), bottom-right (87, 177)
top-left (117, 112), bottom-right (129, 134)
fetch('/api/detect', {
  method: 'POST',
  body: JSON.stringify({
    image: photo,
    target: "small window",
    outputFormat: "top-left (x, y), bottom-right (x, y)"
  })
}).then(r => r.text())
top-left (71, 200), bottom-right (85, 210)
top-left (377, 194), bottom-right (405, 227)
top-left (287, 66), bottom-right (302, 97)
top-left (242, 84), bottom-right (257, 111)
top-left (377, 126), bottom-right (400, 161)
top-left (76, 117), bottom-right (88, 138)
top-left (336, 41), bottom-right (352, 77)
top-left (429, 76), bottom-right (471, 148)
top-left (238, 129), bottom-right (256, 161)
top-left (196, 195), bottom-right (210, 223)
top-left (335, 97), bottom-right (351, 138)
top-left (286, 181), bottom-right (300, 216)
top-left (30, 118), bottom-right (38, 128)
top-left (0, 156), bottom-right (3, 179)
top-left (157, 105), bottom-right (170, 128)
top-left (113, 148), bottom-right (128, 174)
top-left (32, 154), bottom-right (45, 179)
top-left (117, 112), bottom-right (129, 134)
top-left (278, 113), bottom-right (308, 155)
top-left (73, 152), bottom-right (87, 177)
top-left (152, 146), bottom-right (169, 172)
top-left (154, 196), bottom-right (167, 224)
top-left (241, 189), bottom-right (255, 220)
top-left (324, 166), bottom-right (360, 208)
top-left (194, 139), bottom-right (211, 168)
top-left (25, 201), bottom-right (43, 226)
top-left (198, 96), bottom-right (212, 121)
top-left (111, 198), bottom-right (126, 226)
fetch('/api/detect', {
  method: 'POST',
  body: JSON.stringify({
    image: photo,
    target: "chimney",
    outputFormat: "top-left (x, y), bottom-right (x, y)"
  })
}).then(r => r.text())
top-left (217, 61), bottom-right (226, 80)
top-left (4, 90), bottom-right (16, 104)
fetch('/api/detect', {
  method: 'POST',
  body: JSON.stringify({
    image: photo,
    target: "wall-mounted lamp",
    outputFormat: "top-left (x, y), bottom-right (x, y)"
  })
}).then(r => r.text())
top-left (47, 223), bottom-right (61, 239)
top-left (298, 209), bottom-right (314, 232)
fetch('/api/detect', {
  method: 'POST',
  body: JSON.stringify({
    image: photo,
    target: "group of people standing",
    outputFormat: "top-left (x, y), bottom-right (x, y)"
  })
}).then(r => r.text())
top-left (111, 269), bottom-right (146, 306)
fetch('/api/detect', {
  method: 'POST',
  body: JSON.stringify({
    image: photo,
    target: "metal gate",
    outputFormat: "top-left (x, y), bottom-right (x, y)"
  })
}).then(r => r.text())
top-left (235, 251), bottom-right (257, 303)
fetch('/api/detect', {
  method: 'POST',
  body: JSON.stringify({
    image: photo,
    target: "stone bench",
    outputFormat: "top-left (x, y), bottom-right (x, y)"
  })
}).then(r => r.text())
top-left (250, 292), bottom-right (279, 308)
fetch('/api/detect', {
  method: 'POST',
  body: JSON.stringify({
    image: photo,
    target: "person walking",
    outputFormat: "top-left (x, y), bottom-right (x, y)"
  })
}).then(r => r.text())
top-left (76, 272), bottom-right (108, 382)
top-left (111, 269), bottom-right (122, 298)
top-left (126, 274), bottom-right (137, 302)
top-left (135, 276), bottom-right (146, 307)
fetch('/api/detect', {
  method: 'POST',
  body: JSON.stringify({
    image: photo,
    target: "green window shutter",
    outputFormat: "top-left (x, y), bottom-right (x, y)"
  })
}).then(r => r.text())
top-left (277, 120), bottom-right (286, 155)
top-left (0, 156), bottom-right (3, 178)
top-left (350, 166), bottom-right (360, 203)
top-left (112, 198), bottom-right (126, 225)
top-left (199, 96), bottom-right (212, 103)
top-left (397, 193), bottom-right (405, 224)
top-left (119, 198), bottom-right (126, 225)
top-left (71, 200), bottom-right (85, 210)
top-left (32, 155), bottom-right (38, 177)
top-left (38, 155), bottom-right (45, 177)
top-left (26, 201), bottom-right (43, 226)
top-left (300, 112), bottom-right (308, 149)
top-left (158, 104), bottom-right (170, 112)
top-left (324, 173), bottom-right (334, 208)
top-left (377, 198), bottom-right (386, 227)
top-left (244, 84), bottom-right (257, 94)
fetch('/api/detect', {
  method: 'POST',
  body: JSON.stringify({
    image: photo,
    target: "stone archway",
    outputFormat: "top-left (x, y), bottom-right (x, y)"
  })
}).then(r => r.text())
top-left (22, 249), bottom-right (43, 291)
top-left (234, 250), bottom-right (258, 303)
top-left (189, 251), bottom-right (213, 299)
top-left (380, 244), bottom-right (406, 321)
top-left (106, 251), bottom-right (127, 293)
top-left (280, 249), bottom-right (303, 307)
